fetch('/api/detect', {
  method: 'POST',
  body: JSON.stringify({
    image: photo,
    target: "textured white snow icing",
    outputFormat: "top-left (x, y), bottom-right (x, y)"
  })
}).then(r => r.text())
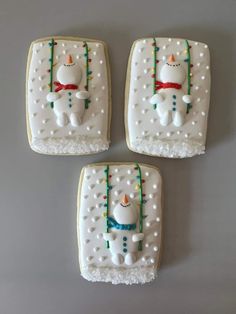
top-left (81, 266), bottom-right (157, 285)
top-left (131, 138), bottom-right (205, 158)
top-left (31, 137), bottom-right (109, 155)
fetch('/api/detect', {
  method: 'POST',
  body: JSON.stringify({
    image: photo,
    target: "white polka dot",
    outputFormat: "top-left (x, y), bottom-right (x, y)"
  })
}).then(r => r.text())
top-left (86, 256), bottom-right (93, 262)
top-left (99, 256), bottom-right (105, 262)
top-left (130, 193), bottom-right (134, 199)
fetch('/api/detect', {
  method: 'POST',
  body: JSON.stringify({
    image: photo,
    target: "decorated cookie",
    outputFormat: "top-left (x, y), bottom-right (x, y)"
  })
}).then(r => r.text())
top-left (77, 163), bottom-right (162, 284)
top-left (125, 38), bottom-right (211, 158)
top-left (26, 37), bottom-right (111, 155)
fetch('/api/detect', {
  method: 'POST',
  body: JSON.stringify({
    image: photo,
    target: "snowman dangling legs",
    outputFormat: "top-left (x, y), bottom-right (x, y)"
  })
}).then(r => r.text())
top-left (103, 195), bottom-right (144, 266)
top-left (47, 55), bottom-right (90, 127)
top-left (150, 54), bottom-right (192, 127)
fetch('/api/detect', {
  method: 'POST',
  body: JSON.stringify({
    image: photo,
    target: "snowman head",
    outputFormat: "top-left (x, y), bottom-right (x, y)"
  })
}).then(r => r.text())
top-left (160, 54), bottom-right (186, 84)
top-left (113, 194), bottom-right (138, 225)
top-left (57, 55), bottom-right (82, 85)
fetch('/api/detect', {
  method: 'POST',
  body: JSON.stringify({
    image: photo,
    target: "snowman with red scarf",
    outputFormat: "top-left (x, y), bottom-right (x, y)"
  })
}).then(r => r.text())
top-left (103, 194), bottom-right (144, 266)
top-left (149, 54), bottom-right (192, 127)
top-left (47, 54), bottom-right (89, 127)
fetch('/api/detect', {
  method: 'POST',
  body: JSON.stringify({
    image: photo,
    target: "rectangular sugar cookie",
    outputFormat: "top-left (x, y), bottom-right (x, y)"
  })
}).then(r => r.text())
top-left (125, 37), bottom-right (211, 158)
top-left (77, 162), bottom-right (162, 285)
top-left (26, 36), bottom-right (111, 155)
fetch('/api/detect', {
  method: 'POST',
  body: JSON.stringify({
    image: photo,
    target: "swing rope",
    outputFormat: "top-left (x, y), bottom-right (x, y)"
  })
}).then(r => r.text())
top-left (48, 38), bottom-right (55, 109)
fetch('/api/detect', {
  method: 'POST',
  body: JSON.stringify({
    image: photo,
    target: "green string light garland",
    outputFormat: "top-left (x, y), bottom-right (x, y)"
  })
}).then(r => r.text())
top-left (83, 41), bottom-right (92, 109)
top-left (152, 38), bottom-right (159, 110)
top-left (48, 38), bottom-right (55, 109)
top-left (135, 163), bottom-right (144, 251)
top-left (104, 165), bottom-right (111, 248)
top-left (185, 39), bottom-right (192, 114)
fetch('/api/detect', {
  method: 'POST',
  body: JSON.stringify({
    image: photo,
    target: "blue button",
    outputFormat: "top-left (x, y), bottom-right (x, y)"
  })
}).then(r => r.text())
top-left (123, 242), bottom-right (127, 247)
top-left (172, 95), bottom-right (176, 99)
top-left (123, 237), bottom-right (127, 241)
top-left (123, 248), bottom-right (127, 253)
top-left (172, 108), bottom-right (176, 111)
top-left (68, 92), bottom-right (72, 96)
top-left (173, 102), bottom-right (176, 106)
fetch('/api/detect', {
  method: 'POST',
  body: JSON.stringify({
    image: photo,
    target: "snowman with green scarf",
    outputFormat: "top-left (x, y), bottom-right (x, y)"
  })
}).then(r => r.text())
top-left (103, 194), bottom-right (144, 266)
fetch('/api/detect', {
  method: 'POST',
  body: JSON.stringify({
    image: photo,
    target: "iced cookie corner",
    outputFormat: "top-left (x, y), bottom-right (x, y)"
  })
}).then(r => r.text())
top-left (26, 36), bottom-right (111, 155)
top-left (125, 37), bottom-right (211, 158)
top-left (77, 162), bottom-right (162, 285)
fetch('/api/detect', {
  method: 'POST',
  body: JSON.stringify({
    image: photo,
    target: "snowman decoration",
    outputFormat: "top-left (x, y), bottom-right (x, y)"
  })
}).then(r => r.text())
top-left (149, 54), bottom-right (192, 127)
top-left (103, 194), bottom-right (144, 266)
top-left (46, 55), bottom-right (90, 127)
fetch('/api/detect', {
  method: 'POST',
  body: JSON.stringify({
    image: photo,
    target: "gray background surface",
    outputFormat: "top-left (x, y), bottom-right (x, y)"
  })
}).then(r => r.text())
top-left (1, 0), bottom-right (236, 313)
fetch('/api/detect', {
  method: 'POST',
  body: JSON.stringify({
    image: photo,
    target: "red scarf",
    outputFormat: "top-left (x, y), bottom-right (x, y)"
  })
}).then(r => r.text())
top-left (155, 81), bottom-right (182, 90)
top-left (54, 81), bottom-right (78, 92)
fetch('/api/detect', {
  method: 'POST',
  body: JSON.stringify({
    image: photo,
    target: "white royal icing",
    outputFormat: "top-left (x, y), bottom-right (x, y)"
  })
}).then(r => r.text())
top-left (27, 38), bottom-right (110, 155)
top-left (126, 38), bottom-right (211, 158)
top-left (78, 163), bottom-right (162, 285)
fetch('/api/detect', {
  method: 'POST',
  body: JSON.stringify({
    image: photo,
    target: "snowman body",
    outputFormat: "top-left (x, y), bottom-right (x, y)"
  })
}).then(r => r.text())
top-left (150, 55), bottom-right (192, 127)
top-left (109, 229), bottom-right (139, 255)
top-left (156, 88), bottom-right (186, 122)
top-left (53, 89), bottom-right (85, 126)
top-left (47, 55), bottom-right (89, 127)
top-left (103, 195), bottom-right (144, 266)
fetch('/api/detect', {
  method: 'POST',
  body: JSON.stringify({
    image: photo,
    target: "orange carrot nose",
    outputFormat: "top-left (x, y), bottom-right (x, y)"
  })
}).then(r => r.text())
top-left (66, 54), bottom-right (73, 64)
top-left (168, 54), bottom-right (175, 63)
top-left (121, 194), bottom-right (129, 205)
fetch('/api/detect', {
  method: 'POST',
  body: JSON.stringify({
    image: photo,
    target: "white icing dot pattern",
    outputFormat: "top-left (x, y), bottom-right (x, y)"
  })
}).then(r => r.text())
top-left (78, 164), bottom-right (162, 283)
top-left (27, 39), bottom-right (110, 155)
top-left (126, 37), bottom-right (211, 158)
